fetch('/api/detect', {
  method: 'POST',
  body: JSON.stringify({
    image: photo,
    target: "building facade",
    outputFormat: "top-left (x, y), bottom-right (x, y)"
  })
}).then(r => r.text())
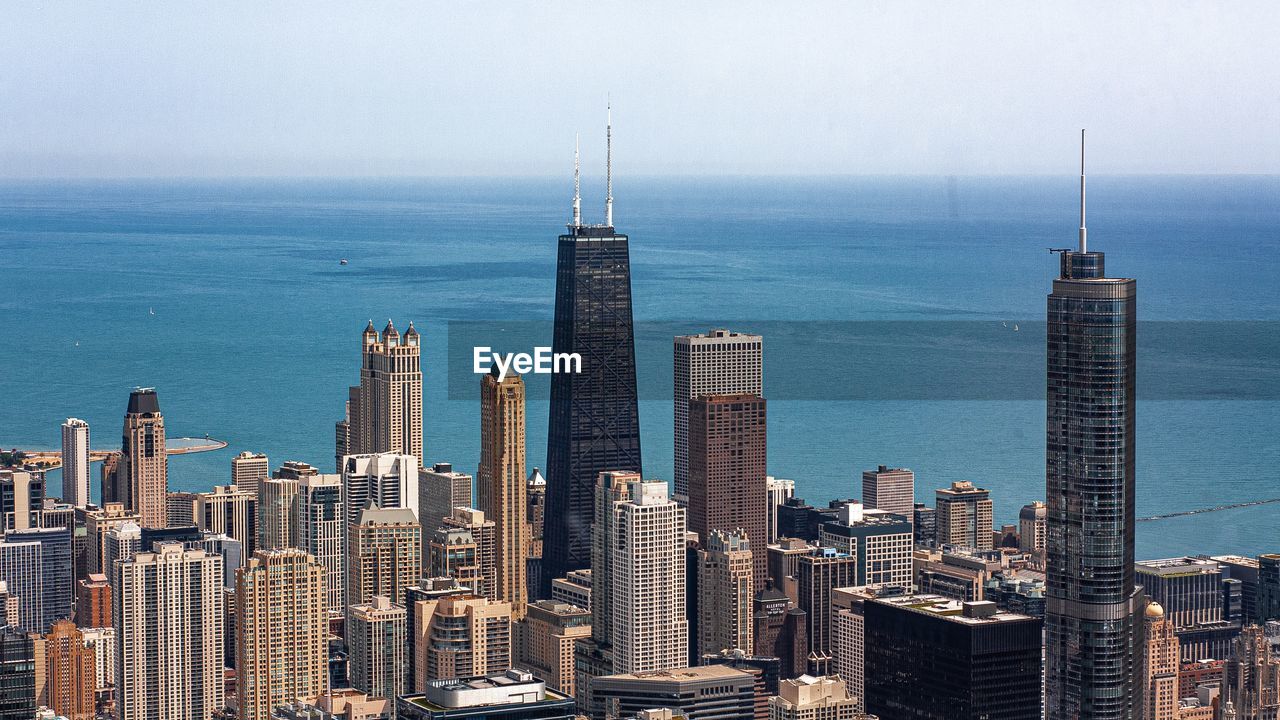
top-left (196, 485), bottom-right (257, 561)
top-left (347, 506), bottom-right (422, 609)
top-left (817, 503), bottom-right (913, 589)
top-left (118, 388), bottom-right (168, 528)
top-left (933, 481), bottom-right (993, 550)
top-left (295, 473), bottom-right (346, 616)
top-left (43, 619), bottom-right (95, 720)
top-left (698, 528), bottom-right (755, 657)
top-left (418, 463), bottom-right (473, 535)
top-left (59, 419), bottom-right (90, 509)
top-left (478, 371), bottom-right (529, 619)
top-left (861, 466), bottom-right (914, 519)
top-left (343, 320), bottom-right (424, 471)
top-left (348, 595), bottom-right (407, 707)
top-left (515, 600), bottom-right (590, 697)
top-left (231, 452), bottom-right (270, 497)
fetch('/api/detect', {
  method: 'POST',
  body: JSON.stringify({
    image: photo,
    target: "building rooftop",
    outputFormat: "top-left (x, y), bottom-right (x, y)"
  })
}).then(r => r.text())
top-left (408, 669), bottom-right (568, 711)
top-left (1136, 557), bottom-right (1223, 576)
top-left (871, 594), bottom-right (1036, 625)
top-left (599, 664), bottom-right (754, 683)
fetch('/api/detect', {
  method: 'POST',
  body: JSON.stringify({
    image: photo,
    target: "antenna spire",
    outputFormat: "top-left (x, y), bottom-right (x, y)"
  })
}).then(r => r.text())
top-left (605, 101), bottom-right (613, 228)
top-left (1079, 128), bottom-right (1087, 253)
top-left (572, 133), bottom-right (581, 228)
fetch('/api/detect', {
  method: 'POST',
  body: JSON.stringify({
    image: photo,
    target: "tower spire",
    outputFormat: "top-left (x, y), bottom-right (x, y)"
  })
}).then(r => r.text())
top-left (1079, 128), bottom-right (1087, 253)
top-left (572, 133), bottom-right (581, 228)
top-left (605, 102), bottom-right (613, 228)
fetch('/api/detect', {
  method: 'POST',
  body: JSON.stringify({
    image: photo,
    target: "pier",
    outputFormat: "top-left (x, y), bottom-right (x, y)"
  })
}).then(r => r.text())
top-left (8, 436), bottom-right (228, 470)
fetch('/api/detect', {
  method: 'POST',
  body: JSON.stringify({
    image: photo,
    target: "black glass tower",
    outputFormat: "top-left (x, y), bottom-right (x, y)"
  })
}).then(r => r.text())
top-left (1045, 133), bottom-right (1140, 720)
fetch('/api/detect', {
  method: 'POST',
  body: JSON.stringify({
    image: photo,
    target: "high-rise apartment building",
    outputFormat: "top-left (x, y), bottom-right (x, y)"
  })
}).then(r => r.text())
top-left (75, 573), bottom-right (111, 627)
top-left (195, 485), bottom-right (256, 561)
top-left (1018, 501), bottom-right (1047, 554)
top-left (1045, 142), bottom-right (1141, 720)
top-left (59, 419), bottom-right (90, 509)
top-left (418, 463), bottom-right (472, 533)
top-left (861, 466), bottom-right (914, 519)
top-left (119, 388), bottom-right (168, 528)
top-left (347, 595), bottom-right (406, 706)
top-left (347, 505), bottom-right (421, 609)
top-left (404, 577), bottom-right (471, 692)
top-left (515, 600), bottom-right (590, 697)
top-left (43, 619), bottom-right (94, 720)
top-left (818, 503), bottom-right (913, 588)
top-left (934, 481), bottom-right (993, 550)
top-left (257, 477), bottom-right (299, 551)
top-left (342, 453), bottom-right (420, 529)
top-left (0, 526), bottom-right (72, 634)
top-left (430, 507), bottom-right (496, 598)
top-left (231, 452), bottom-right (270, 496)
top-left (0, 627), bottom-right (35, 720)
top-left (236, 549), bottom-right (329, 720)
top-left (795, 547), bottom-right (856, 656)
top-left (103, 521), bottom-right (142, 575)
top-left (769, 674), bottom-right (869, 720)
top-left (542, 128), bottom-right (643, 596)
top-left (342, 320), bottom-right (424, 470)
top-left (863, 596), bottom-right (1042, 720)
top-left (674, 329), bottom-right (764, 504)
top-left (114, 543), bottom-right (224, 720)
top-left (79, 626), bottom-right (114, 701)
top-left (166, 492), bottom-right (199, 527)
top-left (295, 472), bottom-right (345, 615)
top-left (478, 371), bottom-right (528, 619)
top-left (84, 502), bottom-right (140, 575)
top-left (698, 528), bottom-right (754, 657)
top-left (422, 595), bottom-right (513, 682)
top-left (0, 469), bottom-right (43, 534)
top-left (766, 477), bottom-right (795, 543)
top-left (689, 393), bottom-right (769, 593)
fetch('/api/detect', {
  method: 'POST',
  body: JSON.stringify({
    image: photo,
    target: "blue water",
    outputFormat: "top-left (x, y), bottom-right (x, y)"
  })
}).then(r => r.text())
top-left (2, 176), bottom-right (1278, 559)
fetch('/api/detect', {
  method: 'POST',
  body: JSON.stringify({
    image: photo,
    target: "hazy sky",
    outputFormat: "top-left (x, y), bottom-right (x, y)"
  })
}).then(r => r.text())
top-left (3, 2), bottom-right (1278, 176)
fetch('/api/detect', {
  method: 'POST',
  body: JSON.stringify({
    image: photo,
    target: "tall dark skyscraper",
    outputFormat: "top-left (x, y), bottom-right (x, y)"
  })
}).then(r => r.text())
top-left (1045, 132), bottom-right (1141, 720)
top-left (541, 112), bottom-right (643, 597)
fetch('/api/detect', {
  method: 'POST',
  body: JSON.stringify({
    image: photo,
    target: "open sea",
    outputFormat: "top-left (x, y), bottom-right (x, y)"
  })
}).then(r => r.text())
top-left (2, 176), bottom-right (1278, 559)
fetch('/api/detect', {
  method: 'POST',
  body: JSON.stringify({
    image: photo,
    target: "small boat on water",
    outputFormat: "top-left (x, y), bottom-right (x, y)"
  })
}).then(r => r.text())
top-left (340, 259), bottom-right (349, 265)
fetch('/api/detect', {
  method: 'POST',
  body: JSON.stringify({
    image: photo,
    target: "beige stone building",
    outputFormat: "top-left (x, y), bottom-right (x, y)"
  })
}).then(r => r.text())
top-left (478, 371), bottom-right (528, 619)
top-left (515, 599), bottom-right (591, 696)
top-left (347, 505), bottom-right (421, 608)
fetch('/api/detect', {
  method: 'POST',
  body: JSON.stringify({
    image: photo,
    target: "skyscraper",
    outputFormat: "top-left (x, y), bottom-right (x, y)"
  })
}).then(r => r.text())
top-left (418, 463), bottom-right (472, 533)
top-left (43, 619), bottom-right (95, 720)
top-left (75, 573), bottom-right (111, 627)
top-left (231, 451), bottom-right (270, 496)
top-left (257, 476), bottom-right (300, 551)
top-left (195, 484), bottom-right (257, 561)
top-left (347, 505), bottom-right (422, 609)
top-left (689, 393), bottom-right (769, 592)
top-left (295, 472), bottom-right (345, 616)
top-left (0, 526), bottom-right (72, 634)
top-left (119, 388), bottom-right (168, 528)
top-left (769, 674), bottom-right (868, 720)
top-left (478, 370), bottom-right (528, 619)
top-left (342, 453), bottom-right (420, 529)
top-left (114, 543), bottom-right (224, 720)
top-left (236, 549), bottom-right (329, 720)
top-left (1138, 602), bottom-right (1179, 720)
top-left (934, 481), bottom-right (993, 550)
top-left (515, 600), bottom-right (591, 697)
top-left (861, 466), bottom-right (914, 518)
top-left (84, 502), bottom-right (139, 576)
top-left (347, 595), bottom-right (407, 707)
top-left (59, 419), bottom-right (90, 510)
top-left (421, 594), bottom-right (513, 682)
top-left (817, 503), bottom-right (914, 588)
top-left (765, 477), bottom-right (795, 543)
top-left (343, 320), bottom-right (424, 469)
top-left (0, 627), bottom-right (35, 720)
top-left (1045, 132), bottom-right (1140, 720)
top-left (1018, 501), bottom-right (1047, 554)
top-left (542, 113), bottom-right (643, 595)
top-left (428, 508), bottom-right (496, 599)
top-left (697, 528), bottom-right (754, 657)
top-left (673, 329), bottom-right (764, 504)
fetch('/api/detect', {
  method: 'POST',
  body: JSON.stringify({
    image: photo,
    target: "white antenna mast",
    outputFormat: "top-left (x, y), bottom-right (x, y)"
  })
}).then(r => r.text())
top-left (1079, 128), bottom-right (1087, 253)
top-left (572, 133), bottom-right (581, 228)
top-left (605, 101), bottom-right (613, 228)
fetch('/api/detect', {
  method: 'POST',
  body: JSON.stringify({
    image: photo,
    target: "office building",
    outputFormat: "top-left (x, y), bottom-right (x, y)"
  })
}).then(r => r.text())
top-left (165, 491), bottom-right (198, 527)
top-left (478, 371), bottom-right (529, 619)
top-left (118, 388), bottom-right (168, 528)
top-left (515, 600), bottom-right (590, 697)
top-left (594, 665), bottom-right (757, 720)
top-left (422, 595), bottom-right (512, 682)
top-left (343, 453), bottom-right (420, 529)
top-left (296, 472), bottom-right (346, 615)
top-left (347, 595), bottom-right (406, 707)
top-left (231, 451), bottom-right (270, 496)
top-left (1225, 624), bottom-right (1280, 720)
top-left (830, 585), bottom-right (910, 712)
top-left (753, 581), bottom-right (809, 679)
top-left (769, 674), bottom-right (870, 720)
top-left (674, 328), bottom-right (764, 504)
top-left (236, 549), bottom-right (329, 720)
top-left (542, 127), bottom-right (643, 595)
top-left (75, 573), bottom-right (111, 627)
top-left (1215, 556), bottom-right (1262, 623)
top-left (861, 466), bottom-right (914, 518)
top-left (1018, 501), bottom-right (1046, 554)
top-left (766, 477), bottom-right (795, 543)
top-left (526, 468), bottom-right (545, 557)
top-left (0, 582), bottom-right (14, 628)
top-left (103, 521), bottom-right (142, 576)
top-left (114, 543), bottom-right (224, 720)
top-left (59, 419), bottom-right (90, 510)
top-left (348, 505), bottom-right (421, 608)
top-left (84, 502), bottom-right (140, 575)
top-left (775, 498), bottom-right (842, 544)
top-left (343, 320), bottom-right (424, 469)
top-left (688, 393), bottom-right (768, 592)
top-left (550, 569), bottom-right (591, 611)
top-left (698, 528), bottom-right (755, 657)
top-left (43, 619), bottom-right (94, 720)
top-left (397, 669), bottom-right (574, 720)
top-left (1260, 554), bottom-right (1280, 622)
top-left (258, 477), bottom-right (300, 551)
top-left (863, 596), bottom-right (1042, 720)
top-left (196, 484), bottom-right (257, 560)
top-left (430, 507), bottom-right (496, 598)
top-left (403, 577), bottom-right (472, 693)
top-left (795, 547), bottom-right (856, 655)
top-left (1136, 557), bottom-right (1238, 661)
top-left (933, 481), bottom-right (992, 550)
top-left (1045, 152), bottom-right (1141, 720)
top-left (818, 503), bottom-right (913, 589)
top-left (0, 526), bottom-right (72, 634)
top-left (0, 469), bottom-right (43, 534)
top-left (1139, 602), bottom-right (1179, 720)
top-left (419, 463), bottom-right (473, 534)
top-left (911, 504), bottom-right (935, 549)
top-left (0, 627), bottom-right (35, 720)
top-left (701, 650), bottom-right (782, 720)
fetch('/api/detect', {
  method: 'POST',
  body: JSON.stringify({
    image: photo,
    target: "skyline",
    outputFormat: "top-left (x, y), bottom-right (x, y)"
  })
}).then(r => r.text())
top-left (3, 2), bottom-right (1280, 177)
